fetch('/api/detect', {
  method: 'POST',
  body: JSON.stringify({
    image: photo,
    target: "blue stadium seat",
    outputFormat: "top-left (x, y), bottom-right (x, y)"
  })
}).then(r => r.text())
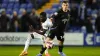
top-left (52, 4), bottom-right (60, 9)
top-left (20, 4), bottom-right (27, 9)
top-left (7, 3), bottom-right (14, 9)
top-left (18, 9), bottom-right (25, 15)
top-left (6, 9), bottom-right (13, 15)
top-left (14, 0), bottom-right (19, 3)
top-left (52, 8), bottom-right (57, 12)
top-left (87, 8), bottom-right (92, 16)
top-left (27, 3), bottom-right (33, 9)
top-left (13, 8), bottom-right (19, 13)
top-left (9, 0), bottom-right (15, 3)
top-left (45, 9), bottom-right (53, 15)
top-left (14, 3), bottom-right (19, 9)
top-left (1, 3), bottom-right (7, 9)
top-left (45, 9), bottom-right (56, 15)
top-left (2, 0), bottom-right (9, 3)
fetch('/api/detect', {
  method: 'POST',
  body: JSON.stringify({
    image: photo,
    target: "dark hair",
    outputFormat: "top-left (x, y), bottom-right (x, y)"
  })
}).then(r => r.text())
top-left (62, 1), bottom-right (68, 4)
top-left (40, 12), bottom-right (46, 17)
top-left (40, 12), bottom-right (47, 22)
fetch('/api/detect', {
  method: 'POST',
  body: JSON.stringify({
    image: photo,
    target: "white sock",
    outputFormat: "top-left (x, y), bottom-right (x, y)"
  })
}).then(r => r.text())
top-left (23, 34), bottom-right (32, 52)
top-left (45, 49), bottom-right (49, 54)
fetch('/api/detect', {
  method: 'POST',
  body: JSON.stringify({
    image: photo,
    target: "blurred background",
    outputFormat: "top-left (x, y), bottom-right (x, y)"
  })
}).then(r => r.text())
top-left (0, 0), bottom-right (99, 33)
top-left (0, 0), bottom-right (100, 56)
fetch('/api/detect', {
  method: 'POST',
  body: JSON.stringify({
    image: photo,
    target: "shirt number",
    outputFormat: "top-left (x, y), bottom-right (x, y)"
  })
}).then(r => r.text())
top-left (62, 19), bottom-right (68, 24)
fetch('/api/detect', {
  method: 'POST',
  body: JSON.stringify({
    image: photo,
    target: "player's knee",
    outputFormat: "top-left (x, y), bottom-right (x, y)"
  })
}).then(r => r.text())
top-left (59, 38), bottom-right (64, 42)
top-left (43, 44), bottom-right (46, 48)
top-left (61, 38), bottom-right (64, 42)
top-left (58, 41), bottom-right (62, 45)
top-left (58, 38), bottom-right (64, 45)
top-left (46, 37), bottom-right (52, 41)
top-left (30, 34), bottom-right (34, 39)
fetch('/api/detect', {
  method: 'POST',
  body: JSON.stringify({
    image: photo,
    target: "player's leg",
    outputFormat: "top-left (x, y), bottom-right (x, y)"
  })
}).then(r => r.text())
top-left (45, 49), bottom-right (48, 55)
top-left (36, 30), bottom-right (55, 56)
top-left (41, 36), bottom-right (50, 56)
top-left (44, 37), bottom-right (53, 56)
top-left (56, 33), bottom-right (66, 56)
top-left (19, 33), bottom-right (34, 56)
top-left (45, 48), bottom-right (51, 56)
top-left (37, 37), bottom-right (52, 56)
top-left (24, 33), bottom-right (34, 51)
top-left (40, 35), bottom-right (50, 56)
top-left (36, 45), bottom-right (47, 56)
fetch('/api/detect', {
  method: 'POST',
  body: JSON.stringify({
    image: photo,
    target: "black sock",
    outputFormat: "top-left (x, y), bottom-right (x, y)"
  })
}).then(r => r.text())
top-left (30, 34), bottom-right (34, 39)
top-left (40, 46), bottom-right (46, 54)
top-left (59, 45), bottom-right (63, 52)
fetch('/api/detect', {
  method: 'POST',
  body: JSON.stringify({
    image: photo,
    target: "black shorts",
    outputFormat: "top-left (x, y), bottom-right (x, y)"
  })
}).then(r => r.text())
top-left (48, 29), bottom-right (64, 41)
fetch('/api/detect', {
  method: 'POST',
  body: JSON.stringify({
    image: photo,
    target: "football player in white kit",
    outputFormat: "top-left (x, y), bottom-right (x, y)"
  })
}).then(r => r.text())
top-left (19, 12), bottom-right (53, 56)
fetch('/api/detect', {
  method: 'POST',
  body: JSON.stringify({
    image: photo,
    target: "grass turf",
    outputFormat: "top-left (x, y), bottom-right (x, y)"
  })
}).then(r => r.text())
top-left (0, 46), bottom-right (100, 56)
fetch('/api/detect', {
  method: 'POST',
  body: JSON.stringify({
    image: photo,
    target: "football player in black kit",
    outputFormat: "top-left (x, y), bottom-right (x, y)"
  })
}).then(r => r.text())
top-left (37, 1), bottom-right (70, 56)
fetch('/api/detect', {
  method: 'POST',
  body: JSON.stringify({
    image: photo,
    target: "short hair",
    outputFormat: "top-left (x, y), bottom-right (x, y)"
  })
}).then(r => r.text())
top-left (40, 12), bottom-right (46, 17)
top-left (62, 1), bottom-right (68, 4)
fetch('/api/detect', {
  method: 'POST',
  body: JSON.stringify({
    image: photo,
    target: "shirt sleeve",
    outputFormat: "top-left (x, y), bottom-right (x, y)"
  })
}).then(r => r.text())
top-left (42, 18), bottom-right (53, 30)
top-left (51, 12), bottom-right (58, 19)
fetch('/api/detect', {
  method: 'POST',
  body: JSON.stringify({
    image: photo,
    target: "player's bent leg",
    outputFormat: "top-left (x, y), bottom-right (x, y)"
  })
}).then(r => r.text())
top-left (45, 49), bottom-right (48, 54)
top-left (58, 38), bottom-right (66, 56)
top-left (44, 37), bottom-right (53, 56)
top-left (24, 34), bottom-right (33, 51)
top-left (36, 45), bottom-right (46, 56)
top-left (45, 49), bottom-right (51, 56)
top-left (36, 42), bottom-right (47, 56)
top-left (19, 33), bottom-right (34, 56)
top-left (37, 37), bottom-right (52, 56)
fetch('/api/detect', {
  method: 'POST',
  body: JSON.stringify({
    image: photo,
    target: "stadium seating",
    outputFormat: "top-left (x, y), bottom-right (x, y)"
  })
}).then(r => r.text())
top-left (2, 0), bottom-right (9, 4)
top-left (52, 3), bottom-right (60, 9)
top-left (0, 0), bottom-right (99, 32)
top-left (1, 3), bottom-right (7, 9)
top-left (7, 3), bottom-right (14, 9)
top-left (6, 9), bottom-right (13, 15)
top-left (13, 3), bottom-right (19, 9)
top-left (0, 0), bottom-right (49, 15)
top-left (13, 8), bottom-right (19, 13)
top-left (27, 3), bottom-right (33, 9)
top-left (20, 4), bottom-right (27, 9)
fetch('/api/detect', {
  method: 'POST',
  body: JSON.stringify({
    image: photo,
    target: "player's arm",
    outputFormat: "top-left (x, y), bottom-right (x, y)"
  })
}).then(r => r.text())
top-left (50, 12), bottom-right (59, 20)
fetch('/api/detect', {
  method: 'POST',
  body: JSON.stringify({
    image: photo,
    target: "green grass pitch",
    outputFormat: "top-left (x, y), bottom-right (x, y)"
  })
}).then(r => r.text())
top-left (0, 46), bottom-right (100, 56)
